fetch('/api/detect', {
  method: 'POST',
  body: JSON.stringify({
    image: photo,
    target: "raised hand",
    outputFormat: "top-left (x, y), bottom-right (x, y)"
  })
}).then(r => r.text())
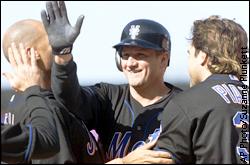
top-left (41, 1), bottom-right (84, 55)
top-left (2, 43), bottom-right (41, 92)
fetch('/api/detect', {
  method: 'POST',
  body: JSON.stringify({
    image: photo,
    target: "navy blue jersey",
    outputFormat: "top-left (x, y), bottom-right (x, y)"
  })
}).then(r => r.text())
top-left (155, 74), bottom-right (249, 164)
top-left (51, 59), bottom-right (182, 161)
top-left (1, 86), bottom-right (104, 163)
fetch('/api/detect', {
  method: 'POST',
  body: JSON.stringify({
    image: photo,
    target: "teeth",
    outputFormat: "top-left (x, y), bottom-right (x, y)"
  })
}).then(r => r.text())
top-left (129, 70), bottom-right (140, 73)
top-left (128, 69), bottom-right (140, 72)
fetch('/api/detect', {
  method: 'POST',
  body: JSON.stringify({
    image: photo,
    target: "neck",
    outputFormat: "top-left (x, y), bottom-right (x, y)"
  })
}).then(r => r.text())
top-left (129, 81), bottom-right (170, 107)
top-left (191, 68), bottom-right (212, 87)
top-left (200, 68), bottom-right (212, 83)
top-left (40, 71), bottom-right (51, 90)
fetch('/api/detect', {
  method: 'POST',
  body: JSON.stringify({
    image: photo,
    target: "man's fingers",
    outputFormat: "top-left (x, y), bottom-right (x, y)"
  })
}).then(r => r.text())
top-left (11, 42), bottom-right (23, 66)
top-left (148, 150), bottom-right (172, 158)
top-left (143, 150), bottom-right (174, 164)
top-left (59, 1), bottom-right (68, 20)
top-left (52, 1), bottom-right (61, 18)
top-left (74, 15), bottom-right (84, 34)
top-left (41, 10), bottom-right (49, 28)
top-left (19, 43), bottom-right (28, 65)
top-left (46, 1), bottom-right (55, 22)
top-left (30, 48), bottom-right (38, 69)
top-left (8, 47), bottom-right (17, 68)
top-left (149, 157), bottom-right (174, 164)
top-left (139, 140), bottom-right (157, 150)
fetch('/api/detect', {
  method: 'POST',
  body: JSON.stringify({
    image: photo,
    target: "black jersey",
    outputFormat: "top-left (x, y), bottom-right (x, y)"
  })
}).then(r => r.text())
top-left (51, 60), bottom-right (182, 161)
top-left (1, 86), bottom-right (104, 164)
top-left (155, 74), bottom-right (249, 164)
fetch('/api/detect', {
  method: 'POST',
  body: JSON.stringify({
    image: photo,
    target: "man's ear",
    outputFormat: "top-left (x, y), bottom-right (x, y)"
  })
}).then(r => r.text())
top-left (198, 50), bottom-right (209, 66)
top-left (160, 52), bottom-right (168, 68)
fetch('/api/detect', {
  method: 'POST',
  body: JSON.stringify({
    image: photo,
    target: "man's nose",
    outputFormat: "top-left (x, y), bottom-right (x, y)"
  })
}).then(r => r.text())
top-left (127, 56), bottom-right (138, 67)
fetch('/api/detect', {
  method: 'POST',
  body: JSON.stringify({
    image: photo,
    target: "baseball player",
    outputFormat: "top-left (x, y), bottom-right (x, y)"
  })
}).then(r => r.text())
top-left (1, 19), bottom-right (104, 163)
top-left (155, 15), bottom-right (249, 164)
top-left (41, 1), bottom-right (181, 163)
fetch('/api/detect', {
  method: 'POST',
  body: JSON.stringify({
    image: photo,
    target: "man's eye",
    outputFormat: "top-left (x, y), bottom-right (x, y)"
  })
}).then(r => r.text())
top-left (121, 54), bottom-right (129, 59)
top-left (138, 53), bottom-right (146, 58)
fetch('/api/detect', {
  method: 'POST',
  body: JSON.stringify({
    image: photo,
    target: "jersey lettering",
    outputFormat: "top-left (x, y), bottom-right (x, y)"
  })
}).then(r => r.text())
top-left (221, 84), bottom-right (237, 103)
top-left (237, 147), bottom-right (249, 163)
top-left (107, 127), bottom-right (161, 160)
top-left (212, 84), bottom-right (248, 104)
top-left (131, 141), bottom-right (145, 151)
top-left (107, 131), bottom-right (132, 159)
top-left (1, 112), bottom-right (14, 125)
top-left (87, 133), bottom-right (97, 156)
top-left (233, 111), bottom-right (249, 163)
top-left (229, 84), bottom-right (242, 104)
top-left (212, 85), bottom-right (231, 103)
top-left (147, 127), bottom-right (162, 142)
top-left (131, 127), bottom-right (162, 151)
top-left (233, 111), bottom-right (249, 128)
top-left (229, 74), bottom-right (239, 81)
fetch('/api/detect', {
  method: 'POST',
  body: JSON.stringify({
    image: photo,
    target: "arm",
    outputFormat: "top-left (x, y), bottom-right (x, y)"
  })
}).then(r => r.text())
top-left (1, 44), bottom-right (60, 163)
top-left (1, 87), bottom-right (60, 163)
top-left (41, 1), bottom-right (86, 119)
top-left (154, 99), bottom-right (193, 163)
top-left (106, 140), bottom-right (174, 164)
top-left (41, 1), bottom-right (103, 129)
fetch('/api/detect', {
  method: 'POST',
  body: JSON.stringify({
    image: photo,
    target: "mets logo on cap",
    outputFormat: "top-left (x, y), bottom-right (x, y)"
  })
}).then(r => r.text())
top-left (129, 25), bottom-right (140, 39)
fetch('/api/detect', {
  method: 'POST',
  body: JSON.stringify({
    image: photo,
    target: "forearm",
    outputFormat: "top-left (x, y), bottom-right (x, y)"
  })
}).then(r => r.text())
top-left (41, 0), bottom-right (86, 120)
top-left (1, 124), bottom-right (30, 163)
top-left (23, 86), bottom-right (60, 159)
top-left (54, 54), bottom-right (72, 64)
top-left (105, 141), bottom-right (174, 164)
top-left (1, 123), bottom-right (59, 163)
top-left (52, 56), bottom-right (83, 115)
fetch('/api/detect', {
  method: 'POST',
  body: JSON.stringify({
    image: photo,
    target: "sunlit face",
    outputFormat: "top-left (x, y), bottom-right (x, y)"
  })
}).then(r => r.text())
top-left (187, 44), bottom-right (201, 87)
top-left (120, 46), bottom-right (167, 88)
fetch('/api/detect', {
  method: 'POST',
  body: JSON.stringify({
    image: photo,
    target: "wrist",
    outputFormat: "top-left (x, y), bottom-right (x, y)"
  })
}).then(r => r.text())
top-left (54, 54), bottom-right (73, 65)
top-left (52, 45), bottom-right (73, 55)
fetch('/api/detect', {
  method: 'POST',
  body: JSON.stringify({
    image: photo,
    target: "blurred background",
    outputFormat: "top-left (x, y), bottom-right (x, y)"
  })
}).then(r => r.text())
top-left (1, 1), bottom-right (249, 111)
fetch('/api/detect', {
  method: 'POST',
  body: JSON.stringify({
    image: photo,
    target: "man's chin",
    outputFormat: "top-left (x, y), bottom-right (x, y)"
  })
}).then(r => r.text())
top-left (128, 81), bottom-right (144, 88)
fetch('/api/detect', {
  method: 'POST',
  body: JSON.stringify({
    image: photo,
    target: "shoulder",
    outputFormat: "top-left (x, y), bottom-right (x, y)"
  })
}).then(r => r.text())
top-left (94, 82), bottom-right (128, 90)
top-left (172, 79), bottom-right (216, 102)
top-left (38, 89), bottom-right (68, 115)
top-left (164, 82), bottom-right (183, 93)
top-left (88, 82), bottom-right (129, 97)
top-left (164, 80), bottom-right (218, 119)
top-left (168, 76), bottom-right (245, 119)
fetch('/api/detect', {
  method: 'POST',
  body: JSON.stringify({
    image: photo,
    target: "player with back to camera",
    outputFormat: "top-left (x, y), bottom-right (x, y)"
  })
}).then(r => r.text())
top-left (155, 15), bottom-right (249, 164)
top-left (1, 19), bottom-right (104, 164)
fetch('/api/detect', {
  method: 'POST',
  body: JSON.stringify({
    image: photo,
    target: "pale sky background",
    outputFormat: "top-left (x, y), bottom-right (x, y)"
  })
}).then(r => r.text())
top-left (1, 1), bottom-right (249, 89)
